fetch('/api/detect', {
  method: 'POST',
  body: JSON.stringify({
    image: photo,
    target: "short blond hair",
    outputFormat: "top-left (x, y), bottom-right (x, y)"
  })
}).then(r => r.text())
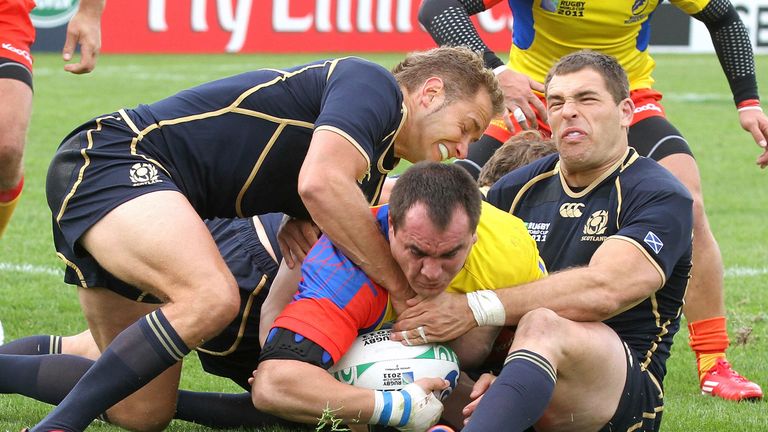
top-left (392, 46), bottom-right (504, 116)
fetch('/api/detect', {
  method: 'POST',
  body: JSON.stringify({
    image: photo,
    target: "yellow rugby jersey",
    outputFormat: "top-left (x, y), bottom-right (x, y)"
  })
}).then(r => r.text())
top-left (498, 0), bottom-right (711, 90)
top-left (448, 201), bottom-right (547, 294)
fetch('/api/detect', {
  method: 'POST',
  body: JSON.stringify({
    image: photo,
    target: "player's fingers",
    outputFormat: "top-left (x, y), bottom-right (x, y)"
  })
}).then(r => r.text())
top-left (529, 78), bottom-right (545, 93)
top-left (517, 104), bottom-right (537, 129)
top-left (67, 49), bottom-right (97, 75)
top-left (468, 373), bottom-right (495, 399)
top-left (277, 238), bottom-right (296, 269)
top-left (62, 32), bottom-right (77, 62)
top-left (530, 95), bottom-right (548, 123)
top-left (757, 148), bottom-right (768, 169)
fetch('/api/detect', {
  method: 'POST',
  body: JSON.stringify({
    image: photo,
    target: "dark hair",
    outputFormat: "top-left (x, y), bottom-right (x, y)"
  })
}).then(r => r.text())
top-left (544, 50), bottom-right (629, 104)
top-left (389, 162), bottom-right (482, 233)
top-left (392, 46), bottom-right (505, 116)
top-left (478, 133), bottom-right (558, 188)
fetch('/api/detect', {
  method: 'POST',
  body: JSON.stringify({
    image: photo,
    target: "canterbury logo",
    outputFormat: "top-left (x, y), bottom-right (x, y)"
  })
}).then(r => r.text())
top-left (559, 203), bottom-right (585, 218)
top-left (584, 210), bottom-right (609, 235)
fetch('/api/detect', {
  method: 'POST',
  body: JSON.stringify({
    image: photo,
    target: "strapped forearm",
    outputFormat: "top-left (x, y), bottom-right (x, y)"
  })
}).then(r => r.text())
top-left (418, 0), bottom-right (505, 69)
top-left (692, 0), bottom-right (759, 105)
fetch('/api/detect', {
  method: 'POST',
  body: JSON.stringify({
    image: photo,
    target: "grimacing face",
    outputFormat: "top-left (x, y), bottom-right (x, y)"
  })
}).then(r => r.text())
top-left (411, 89), bottom-right (494, 163)
top-left (388, 203), bottom-right (477, 298)
top-left (545, 68), bottom-right (632, 175)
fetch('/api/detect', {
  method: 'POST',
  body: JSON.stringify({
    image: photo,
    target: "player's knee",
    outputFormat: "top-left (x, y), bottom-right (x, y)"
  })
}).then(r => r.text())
top-left (251, 361), bottom-right (286, 413)
top-left (178, 274), bottom-right (240, 338)
top-left (515, 308), bottom-right (563, 342)
top-left (0, 139), bottom-right (23, 187)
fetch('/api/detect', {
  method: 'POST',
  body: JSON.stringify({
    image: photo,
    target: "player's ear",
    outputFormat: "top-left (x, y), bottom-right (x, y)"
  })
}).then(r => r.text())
top-left (618, 97), bottom-right (634, 128)
top-left (420, 77), bottom-right (445, 107)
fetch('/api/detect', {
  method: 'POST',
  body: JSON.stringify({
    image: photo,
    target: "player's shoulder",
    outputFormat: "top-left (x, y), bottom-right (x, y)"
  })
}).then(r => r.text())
top-left (621, 155), bottom-right (692, 201)
top-left (486, 153), bottom-right (559, 209)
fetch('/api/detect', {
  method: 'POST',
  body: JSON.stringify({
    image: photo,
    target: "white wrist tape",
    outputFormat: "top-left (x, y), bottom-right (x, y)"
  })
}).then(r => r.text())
top-left (370, 384), bottom-right (443, 430)
top-left (371, 389), bottom-right (408, 427)
top-left (737, 106), bottom-right (763, 113)
top-left (466, 290), bottom-right (506, 327)
top-left (493, 64), bottom-right (509, 76)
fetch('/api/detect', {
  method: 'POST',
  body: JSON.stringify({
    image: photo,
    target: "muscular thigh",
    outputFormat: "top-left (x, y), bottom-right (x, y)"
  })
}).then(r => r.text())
top-left (533, 322), bottom-right (627, 432)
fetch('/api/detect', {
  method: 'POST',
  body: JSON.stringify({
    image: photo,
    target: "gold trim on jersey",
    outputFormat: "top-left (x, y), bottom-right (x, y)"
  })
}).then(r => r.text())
top-left (558, 148), bottom-right (631, 199)
top-left (379, 102), bottom-right (407, 174)
top-left (509, 170), bottom-right (557, 214)
top-left (236, 123), bottom-right (287, 217)
top-left (55, 115), bottom-right (117, 223)
top-left (55, 254), bottom-right (89, 288)
top-left (609, 235), bottom-right (666, 286)
top-left (315, 125), bottom-right (373, 181)
top-left (252, 216), bottom-right (278, 263)
top-left (117, 110), bottom-right (172, 178)
top-left (615, 177), bottom-right (623, 228)
top-left (196, 274), bottom-right (270, 356)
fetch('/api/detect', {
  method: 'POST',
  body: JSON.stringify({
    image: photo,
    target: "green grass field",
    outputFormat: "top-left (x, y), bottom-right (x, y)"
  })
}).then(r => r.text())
top-left (0, 52), bottom-right (766, 431)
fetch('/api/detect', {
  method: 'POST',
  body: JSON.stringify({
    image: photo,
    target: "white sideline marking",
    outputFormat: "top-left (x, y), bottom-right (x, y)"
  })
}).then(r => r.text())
top-left (0, 262), bottom-right (62, 276)
top-left (1, 261), bottom-right (766, 278)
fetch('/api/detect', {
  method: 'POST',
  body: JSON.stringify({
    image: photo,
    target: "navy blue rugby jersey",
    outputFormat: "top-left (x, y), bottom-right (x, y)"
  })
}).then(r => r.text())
top-left (487, 148), bottom-right (693, 381)
top-left (121, 57), bottom-right (403, 219)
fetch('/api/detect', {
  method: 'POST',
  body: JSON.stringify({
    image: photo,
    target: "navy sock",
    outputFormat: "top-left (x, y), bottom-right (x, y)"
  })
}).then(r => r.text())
top-left (463, 349), bottom-right (557, 432)
top-left (0, 354), bottom-right (92, 405)
top-left (0, 335), bottom-right (61, 355)
top-left (175, 390), bottom-right (301, 428)
top-left (31, 310), bottom-right (190, 432)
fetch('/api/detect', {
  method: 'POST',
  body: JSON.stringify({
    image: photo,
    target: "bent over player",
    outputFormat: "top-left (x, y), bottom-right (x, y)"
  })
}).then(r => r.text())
top-left (35, 48), bottom-right (503, 431)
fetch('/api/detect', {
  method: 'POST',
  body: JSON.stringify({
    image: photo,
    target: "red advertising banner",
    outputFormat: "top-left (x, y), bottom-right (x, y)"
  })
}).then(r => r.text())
top-left (101, 0), bottom-right (513, 53)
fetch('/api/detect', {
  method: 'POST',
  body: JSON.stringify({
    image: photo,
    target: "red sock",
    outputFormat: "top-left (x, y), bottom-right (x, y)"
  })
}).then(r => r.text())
top-left (688, 316), bottom-right (729, 380)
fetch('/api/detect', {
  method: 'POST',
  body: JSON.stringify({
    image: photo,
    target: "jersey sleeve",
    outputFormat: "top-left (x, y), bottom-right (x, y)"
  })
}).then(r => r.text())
top-left (314, 58), bottom-right (403, 171)
top-left (271, 234), bottom-right (390, 363)
top-left (612, 175), bottom-right (694, 282)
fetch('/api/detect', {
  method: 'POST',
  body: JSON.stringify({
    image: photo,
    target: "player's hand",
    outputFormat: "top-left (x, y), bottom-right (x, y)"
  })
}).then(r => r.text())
top-left (496, 68), bottom-right (547, 129)
top-left (737, 108), bottom-right (768, 168)
top-left (62, 6), bottom-right (103, 74)
top-left (277, 217), bottom-right (321, 268)
top-left (462, 372), bottom-right (496, 424)
top-left (396, 380), bottom-right (447, 431)
top-left (391, 292), bottom-right (476, 345)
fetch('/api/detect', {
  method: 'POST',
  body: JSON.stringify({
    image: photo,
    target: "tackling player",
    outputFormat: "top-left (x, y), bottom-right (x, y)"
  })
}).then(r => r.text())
top-left (33, 47), bottom-right (503, 432)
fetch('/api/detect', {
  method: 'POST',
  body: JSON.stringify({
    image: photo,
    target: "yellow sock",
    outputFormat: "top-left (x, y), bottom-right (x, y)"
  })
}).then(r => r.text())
top-left (0, 177), bottom-right (23, 239)
top-left (0, 193), bottom-right (21, 239)
top-left (697, 352), bottom-right (726, 382)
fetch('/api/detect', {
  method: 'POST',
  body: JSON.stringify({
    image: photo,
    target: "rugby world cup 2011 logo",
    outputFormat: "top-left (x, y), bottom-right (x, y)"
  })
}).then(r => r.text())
top-left (31, 0), bottom-right (80, 28)
top-left (129, 162), bottom-right (162, 187)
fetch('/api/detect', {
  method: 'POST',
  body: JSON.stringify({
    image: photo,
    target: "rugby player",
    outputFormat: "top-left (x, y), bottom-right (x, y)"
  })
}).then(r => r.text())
top-left (0, 0), bottom-right (104, 239)
top-left (395, 51), bottom-right (694, 431)
top-left (252, 162), bottom-right (545, 431)
top-left (418, 0), bottom-right (765, 400)
top-left (33, 47), bottom-right (504, 432)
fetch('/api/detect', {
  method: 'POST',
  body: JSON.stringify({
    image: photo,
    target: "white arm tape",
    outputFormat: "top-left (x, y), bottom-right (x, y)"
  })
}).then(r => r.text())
top-left (493, 64), bottom-right (509, 76)
top-left (737, 106), bottom-right (763, 113)
top-left (466, 290), bottom-right (506, 327)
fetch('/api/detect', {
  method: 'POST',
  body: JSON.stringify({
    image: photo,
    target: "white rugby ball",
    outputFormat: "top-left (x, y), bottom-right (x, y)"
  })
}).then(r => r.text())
top-left (329, 328), bottom-right (460, 401)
